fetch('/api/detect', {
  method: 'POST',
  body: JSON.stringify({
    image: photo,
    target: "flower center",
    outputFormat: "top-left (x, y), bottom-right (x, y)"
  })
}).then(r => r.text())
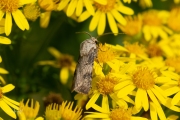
top-left (147, 44), bottom-right (162, 57)
top-left (165, 57), bottom-right (180, 73)
top-left (110, 108), bottom-right (131, 120)
top-left (94, 0), bottom-right (116, 13)
top-left (97, 44), bottom-right (116, 63)
top-left (132, 67), bottom-right (156, 90)
top-left (23, 4), bottom-right (40, 21)
top-left (142, 10), bottom-right (162, 26)
top-left (97, 75), bottom-right (118, 95)
top-left (0, 0), bottom-right (19, 12)
top-left (0, 89), bottom-right (3, 98)
top-left (167, 7), bottom-right (180, 32)
top-left (59, 55), bottom-right (73, 68)
top-left (124, 42), bottom-right (146, 56)
top-left (118, 15), bottom-right (142, 36)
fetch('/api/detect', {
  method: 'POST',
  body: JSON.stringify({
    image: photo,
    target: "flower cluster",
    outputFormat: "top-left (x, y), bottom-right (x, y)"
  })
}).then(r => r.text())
top-left (1, 0), bottom-right (180, 120)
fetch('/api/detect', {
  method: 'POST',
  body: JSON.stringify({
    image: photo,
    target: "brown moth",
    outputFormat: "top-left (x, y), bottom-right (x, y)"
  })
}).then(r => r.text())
top-left (72, 32), bottom-right (98, 94)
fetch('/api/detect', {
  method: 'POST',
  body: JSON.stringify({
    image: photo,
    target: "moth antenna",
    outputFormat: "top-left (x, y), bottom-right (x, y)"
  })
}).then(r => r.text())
top-left (76, 31), bottom-right (92, 38)
top-left (96, 32), bottom-right (125, 39)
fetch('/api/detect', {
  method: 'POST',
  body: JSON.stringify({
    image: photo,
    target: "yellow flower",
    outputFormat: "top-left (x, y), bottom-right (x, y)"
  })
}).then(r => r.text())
top-left (0, 19), bottom-right (11, 44)
top-left (174, 0), bottom-right (180, 3)
top-left (0, 117), bottom-right (3, 120)
top-left (0, 0), bottom-right (36, 36)
top-left (57, 0), bottom-right (107, 17)
top-left (37, 47), bottom-right (76, 84)
top-left (118, 15), bottom-right (142, 36)
top-left (165, 57), bottom-right (180, 73)
top-left (0, 84), bottom-right (19, 119)
top-left (0, 58), bottom-right (9, 85)
top-left (38, 0), bottom-right (58, 11)
top-left (167, 115), bottom-right (179, 120)
top-left (17, 99), bottom-right (43, 120)
top-left (95, 43), bottom-right (122, 72)
top-left (86, 73), bottom-right (134, 110)
top-left (167, 7), bottom-right (180, 32)
top-left (84, 98), bottom-right (147, 120)
top-left (23, 3), bottom-right (40, 21)
top-left (78, 0), bottom-right (134, 35)
top-left (142, 10), bottom-right (172, 41)
top-left (160, 70), bottom-right (180, 105)
top-left (115, 42), bottom-right (149, 60)
top-left (159, 34), bottom-right (180, 57)
top-left (114, 63), bottom-right (169, 120)
top-left (139, 0), bottom-right (153, 8)
top-left (45, 101), bottom-right (82, 120)
top-left (38, 0), bottom-right (59, 28)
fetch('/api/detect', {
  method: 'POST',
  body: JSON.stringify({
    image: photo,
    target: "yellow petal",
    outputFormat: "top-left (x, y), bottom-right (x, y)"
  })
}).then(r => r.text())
top-left (78, 11), bottom-right (91, 22)
top-left (3, 96), bottom-right (19, 106)
top-left (3, 98), bottom-right (19, 110)
top-left (60, 67), bottom-right (69, 85)
top-left (84, 0), bottom-right (95, 15)
top-left (5, 12), bottom-right (12, 36)
top-left (123, 96), bottom-right (134, 105)
top-left (114, 80), bottom-right (132, 91)
top-left (89, 11), bottom-right (101, 31)
top-left (19, 0), bottom-right (36, 5)
top-left (102, 95), bottom-right (109, 112)
top-left (151, 87), bottom-right (166, 103)
top-left (150, 26), bottom-right (158, 38)
top-left (86, 93), bottom-right (100, 110)
top-left (0, 76), bottom-right (6, 85)
top-left (57, 0), bottom-right (70, 11)
top-left (117, 84), bottom-right (136, 98)
top-left (156, 105), bottom-right (166, 120)
top-left (40, 12), bottom-right (51, 28)
top-left (12, 9), bottom-right (29, 31)
top-left (17, 111), bottom-right (26, 120)
top-left (172, 91), bottom-right (180, 105)
top-left (0, 36), bottom-right (11, 44)
top-left (97, 13), bottom-right (106, 35)
top-left (141, 90), bottom-right (149, 111)
top-left (2, 84), bottom-right (15, 93)
top-left (67, 0), bottom-right (77, 17)
top-left (143, 25), bottom-right (151, 41)
top-left (0, 117), bottom-right (3, 120)
top-left (48, 47), bottom-right (61, 59)
top-left (164, 86), bottom-right (180, 96)
top-left (0, 11), bottom-right (5, 21)
top-left (0, 56), bottom-right (1, 63)
top-left (150, 102), bottom-right (158, 120)
top-left (84, 112), bottom-right (109, 118)
top-left (111, 9), bottom-right (126, 25)
top-left (162, 98), bottom-right (180, 112)
top-left (135, 88), bottom-right (143, 110)
top-left (154, 85), bottom-right (167, 98)
top-left (0, 68), bottom-right (8, 74)
top-left (76, 0), bottom-right (83, 16)
top-left (94, 0), bottom-right (107, 5)
top-left (35, 117), bottom-right (44, 120)
top-left (158, 27), bottom-right (168, 39)
top-left (0, 100), bottom-right (16, 119)
top-left (117, 5), bottom-right (134, 15)
top-left (147, 89), bottom-right (160, 107)
top-left (107, 12), bottom-right (118, 34)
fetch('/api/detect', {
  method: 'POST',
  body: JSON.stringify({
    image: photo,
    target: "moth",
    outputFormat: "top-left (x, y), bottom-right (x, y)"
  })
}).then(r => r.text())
top-left (72, 32), bottom-right (98, 94)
